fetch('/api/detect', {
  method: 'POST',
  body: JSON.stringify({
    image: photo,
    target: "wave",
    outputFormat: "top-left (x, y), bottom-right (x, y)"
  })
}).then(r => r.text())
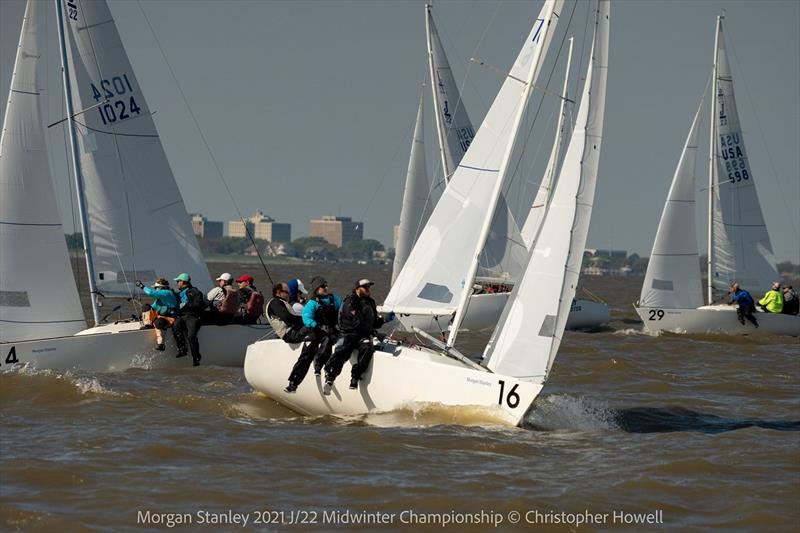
top-left (523, 394), bottom-right (618, 431)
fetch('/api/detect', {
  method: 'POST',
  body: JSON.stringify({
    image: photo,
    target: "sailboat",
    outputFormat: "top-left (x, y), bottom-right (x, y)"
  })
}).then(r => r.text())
top-left (388, 4), bottom-right (608, 335)
top-left (635, 15), bottom-right (799, 337)
top-left (0, 0), bottom-right (270, 372)
top-left (245, 0), bottom-right (610, 426)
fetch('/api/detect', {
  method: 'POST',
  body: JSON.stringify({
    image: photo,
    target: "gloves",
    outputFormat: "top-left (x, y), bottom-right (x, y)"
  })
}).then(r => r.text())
top-left (134, 280), bottom-right (145, 289)
top-left (384, 311), bottom-right (396, 323)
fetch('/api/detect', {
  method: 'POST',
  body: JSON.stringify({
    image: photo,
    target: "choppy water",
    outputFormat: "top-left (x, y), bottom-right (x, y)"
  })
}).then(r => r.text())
top-left (2, 263), bottom-right (798, 532)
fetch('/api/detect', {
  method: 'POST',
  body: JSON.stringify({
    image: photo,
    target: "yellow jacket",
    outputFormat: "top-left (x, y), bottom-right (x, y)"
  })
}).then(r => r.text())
top-left (758, 290), bottom-right (784, 313)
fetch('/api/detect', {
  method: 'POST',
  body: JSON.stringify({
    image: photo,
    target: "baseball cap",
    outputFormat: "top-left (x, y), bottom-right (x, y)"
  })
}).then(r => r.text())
top-left (216, 273), bottom-right (233, 282)
top-left (236, 274), bottom-right (254, 283)
top-left (356, 278), bottom-right (375, 288)
top-left (174, 273), bottom-right (191, 282)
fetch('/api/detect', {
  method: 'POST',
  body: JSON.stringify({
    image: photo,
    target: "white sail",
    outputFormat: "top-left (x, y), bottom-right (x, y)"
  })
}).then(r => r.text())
top-left (384, 0), bottom-right (563, 317)
top-left (521, 36), bottom-right (574, 249)
top-left (426, 4), bottom-right (475, 181)
top-left (708, 19), bottom-right (777, 297)
top-left (0, 0), bottom-right (87, 342)
top-left (484, 0), bottom-right (610, 381)
top-left (639, 101), bottom-right (704, 309)
top-left (60, 0), bottom-right (210, 295)
top-left (392, 92), bottom-right (431, 284)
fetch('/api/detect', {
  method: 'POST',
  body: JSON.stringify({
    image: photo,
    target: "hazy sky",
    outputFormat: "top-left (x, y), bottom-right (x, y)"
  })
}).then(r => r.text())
top-left (1, 0), bottom-right (798, 262)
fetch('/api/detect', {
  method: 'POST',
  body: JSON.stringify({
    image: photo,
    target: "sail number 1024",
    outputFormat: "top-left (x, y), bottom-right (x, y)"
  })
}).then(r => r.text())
top-left (497, 380), bottom-right (520, 408)
top-left (89, 74), bottom-right (141, 125)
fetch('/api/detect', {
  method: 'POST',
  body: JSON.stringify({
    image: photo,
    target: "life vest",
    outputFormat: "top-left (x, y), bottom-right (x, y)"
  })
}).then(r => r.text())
top-left (313, 294), bottom-right (338, 327)
top-left (266, 297), bottom-right (293, 339)
top-left (218, 286), bottom-right (240, 315)
top-left (245, 288), bottom-right (265, 321)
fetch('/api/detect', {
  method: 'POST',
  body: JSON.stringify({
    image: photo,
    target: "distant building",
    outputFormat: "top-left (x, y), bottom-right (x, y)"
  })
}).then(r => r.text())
top-left (228, 210), bottom-right (291, 243)
top-left (190, 213), bottom-right (223, 239)
top-left (593, 249), bottom-right (627, 259)
top-left (309, 216), bottom-right (363, 247)
top-left (393, 224), bottom-right (400, 250)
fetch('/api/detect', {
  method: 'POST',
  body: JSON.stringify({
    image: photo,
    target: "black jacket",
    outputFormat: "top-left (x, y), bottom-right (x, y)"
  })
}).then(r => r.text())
top-left (338, 291), bottom-right (385, 337)
top-left (179, 286), bottom-right (205, 317)
top-left (267, 298), bottom-right (303, 329)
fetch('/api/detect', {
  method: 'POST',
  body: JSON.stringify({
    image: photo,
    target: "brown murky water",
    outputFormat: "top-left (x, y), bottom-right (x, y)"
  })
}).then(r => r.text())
top-left (1, 262), bottom-right (798, 532)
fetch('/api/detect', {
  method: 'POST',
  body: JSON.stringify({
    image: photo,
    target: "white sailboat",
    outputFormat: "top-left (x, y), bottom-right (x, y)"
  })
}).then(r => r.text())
top-left (635, 15), bottom-right (799, 336)
top-left (245, 0), bottom-right (610, 426)
top-left (389, 5), bottom-right (608, 335)
top-left (0, 0), bottom-right (270, 372)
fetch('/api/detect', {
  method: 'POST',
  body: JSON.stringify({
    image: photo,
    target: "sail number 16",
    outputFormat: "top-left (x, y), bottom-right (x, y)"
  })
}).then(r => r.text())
top-left (497, 380), bottom-right (520, 408)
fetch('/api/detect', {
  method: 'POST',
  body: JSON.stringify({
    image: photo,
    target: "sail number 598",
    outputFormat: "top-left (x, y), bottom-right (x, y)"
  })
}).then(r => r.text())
top-left (498, 380), bottom-right (520, 408)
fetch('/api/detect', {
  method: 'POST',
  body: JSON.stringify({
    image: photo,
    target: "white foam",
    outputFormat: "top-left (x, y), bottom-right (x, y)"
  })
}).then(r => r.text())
top-left (524, 394), bottom-right (618, 431)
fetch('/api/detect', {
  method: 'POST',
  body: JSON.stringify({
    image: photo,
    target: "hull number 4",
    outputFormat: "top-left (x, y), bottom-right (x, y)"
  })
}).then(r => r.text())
top-left (2, 346), bottom-right (18, 366)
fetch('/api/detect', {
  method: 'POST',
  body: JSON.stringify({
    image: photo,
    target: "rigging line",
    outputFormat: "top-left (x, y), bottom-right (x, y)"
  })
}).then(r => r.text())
top-left (77, 0), bottom-right (137, 302)
top-left (134, 0), bottom-right (274, 284)
top-left (726, 34), bottom-right (799, 243)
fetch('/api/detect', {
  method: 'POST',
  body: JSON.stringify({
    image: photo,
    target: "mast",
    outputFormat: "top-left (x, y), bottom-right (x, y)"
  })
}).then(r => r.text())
top-left (55, 0), bottom-right (101, 325)
top-left (447, 0), bottom-right (558, 349)
top-left (425, 4), bottom-right (451, 181)
top-left (706, 14), bottom-right (721, 305)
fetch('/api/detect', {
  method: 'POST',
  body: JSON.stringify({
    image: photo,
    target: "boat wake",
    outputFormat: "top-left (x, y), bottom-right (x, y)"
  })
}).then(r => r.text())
top-left (0, 363), bottom-right (122, 399)
top-left (523, 394), bottom-right (618, 431)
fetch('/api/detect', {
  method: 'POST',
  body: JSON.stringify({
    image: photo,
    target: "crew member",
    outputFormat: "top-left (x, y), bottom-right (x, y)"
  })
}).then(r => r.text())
top-left (729, 282), bottom-right (758, 328)
top-left (287, 278), bottom-right (308, 315)
top-left (266, 282), bottom-right (316, 393)
top-left (758, 282), bottom-right (784, 314)
top-left (323, 279), bottom-right (394, 393)
top-left (235, 274), bottom-right (264, 324)
top-left (782, 285), bottom-right (799, 315)
top-left (136, 277), bottom-right (178, 351)
top-left (173, 273), bottom-right (205, 366)
top-left (302, 276), bottom-right (341, 379)
top-left (206, 272), bottom-right (238, 325)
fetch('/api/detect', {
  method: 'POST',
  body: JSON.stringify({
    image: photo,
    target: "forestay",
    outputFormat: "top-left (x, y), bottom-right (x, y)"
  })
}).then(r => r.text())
top-left (392, 92), bottom-right (431, 284)
top-left (639, 100), bottom-right (704, 309)
top-left (709, 20), bottom-right (777, 297)
top-left (484, 0), bottom-right (610, 381)
top-left (0, 0), bottom-right (86, 342)
top-left (384, 0), bottom-right (563, 317)
top-left (60, 0), bottom-right (210, 295)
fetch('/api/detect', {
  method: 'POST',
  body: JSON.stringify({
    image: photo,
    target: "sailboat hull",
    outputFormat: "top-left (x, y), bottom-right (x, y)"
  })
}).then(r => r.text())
top-left (244, 339), bottom-right (541, 427)
top-left (0, 322), bottom-right (272, 372)
top-left (389, 293), bottom-right (608, 333)
top-left (634, 305), bottom-right (800, 336)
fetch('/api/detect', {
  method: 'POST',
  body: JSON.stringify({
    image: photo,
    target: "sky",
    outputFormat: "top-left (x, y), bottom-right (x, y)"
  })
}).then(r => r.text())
top-left (1, 0), bottom-right (798, 262)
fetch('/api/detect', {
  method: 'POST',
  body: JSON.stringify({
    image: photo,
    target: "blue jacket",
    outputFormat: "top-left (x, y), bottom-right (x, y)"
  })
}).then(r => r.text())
top-left (731, 289), bottom-right (754, 307)
top-left (143, 286), bottom-right (179, 317)
top-left (302, 294), bottom-right (342, 329)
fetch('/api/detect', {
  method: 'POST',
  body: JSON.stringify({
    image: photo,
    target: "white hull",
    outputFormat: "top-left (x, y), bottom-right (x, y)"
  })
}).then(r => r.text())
top-left (1, 322), bottom-right (273, 372)
top-left (389, 294), bottom-right (609, 333)
top-left (635, 305), bottom-right (800, 336)
top-left (244, 339), bottom-right (541, 426)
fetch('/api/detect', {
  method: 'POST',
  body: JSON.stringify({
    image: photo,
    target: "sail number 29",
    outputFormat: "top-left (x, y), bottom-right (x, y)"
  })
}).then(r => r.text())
top-left (497, 380), bottom-right (520, 408)
top-left (89, 74), bottom-right (142, 125)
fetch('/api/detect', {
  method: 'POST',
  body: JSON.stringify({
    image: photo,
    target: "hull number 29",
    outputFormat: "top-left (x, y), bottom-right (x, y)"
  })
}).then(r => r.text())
top-left (648, 309), bottom-right (665, 321)
top-left (497, 380), bottom-right (520, 408)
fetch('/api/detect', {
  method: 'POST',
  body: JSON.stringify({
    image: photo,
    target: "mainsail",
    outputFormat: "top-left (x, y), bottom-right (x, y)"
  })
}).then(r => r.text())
top-left (384, 0), bottom-right (563, 318)
top-left (639, 100), bottom-right (704, 310)
top-left (484, 0), bottom-right (610, 381)
top-left (60, 0), bottom-right (211, 295)
top-left (708, 18), bottom-right (777, 298)
top-left (0, 0), bottom-right (87, 342)
top-left (392, 91), bottom-right (431, 284)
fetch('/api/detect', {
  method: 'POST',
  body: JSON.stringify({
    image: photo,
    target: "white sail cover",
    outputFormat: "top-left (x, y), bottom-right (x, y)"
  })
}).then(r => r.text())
top-left (426, 4), bottom-right (475, 180)
top-left (485, 0), bottom-right (609, 381)
top-left (392, 93), bottom-right (431, 284)
top-left (639, 102), bottom-right (704, 309)
top-left (61, 0), bottom-right (210, 295)
top-left (709, 20), bottom-right (777, 295)
top-left (0, 0), bottom-right (87, 342)
top-left (384, 0), bottom-right (562, 316)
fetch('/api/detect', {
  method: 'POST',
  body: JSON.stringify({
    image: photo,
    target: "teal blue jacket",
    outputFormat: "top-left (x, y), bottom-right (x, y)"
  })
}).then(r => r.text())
top-left (143, 286), bottom-right (179, 317)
